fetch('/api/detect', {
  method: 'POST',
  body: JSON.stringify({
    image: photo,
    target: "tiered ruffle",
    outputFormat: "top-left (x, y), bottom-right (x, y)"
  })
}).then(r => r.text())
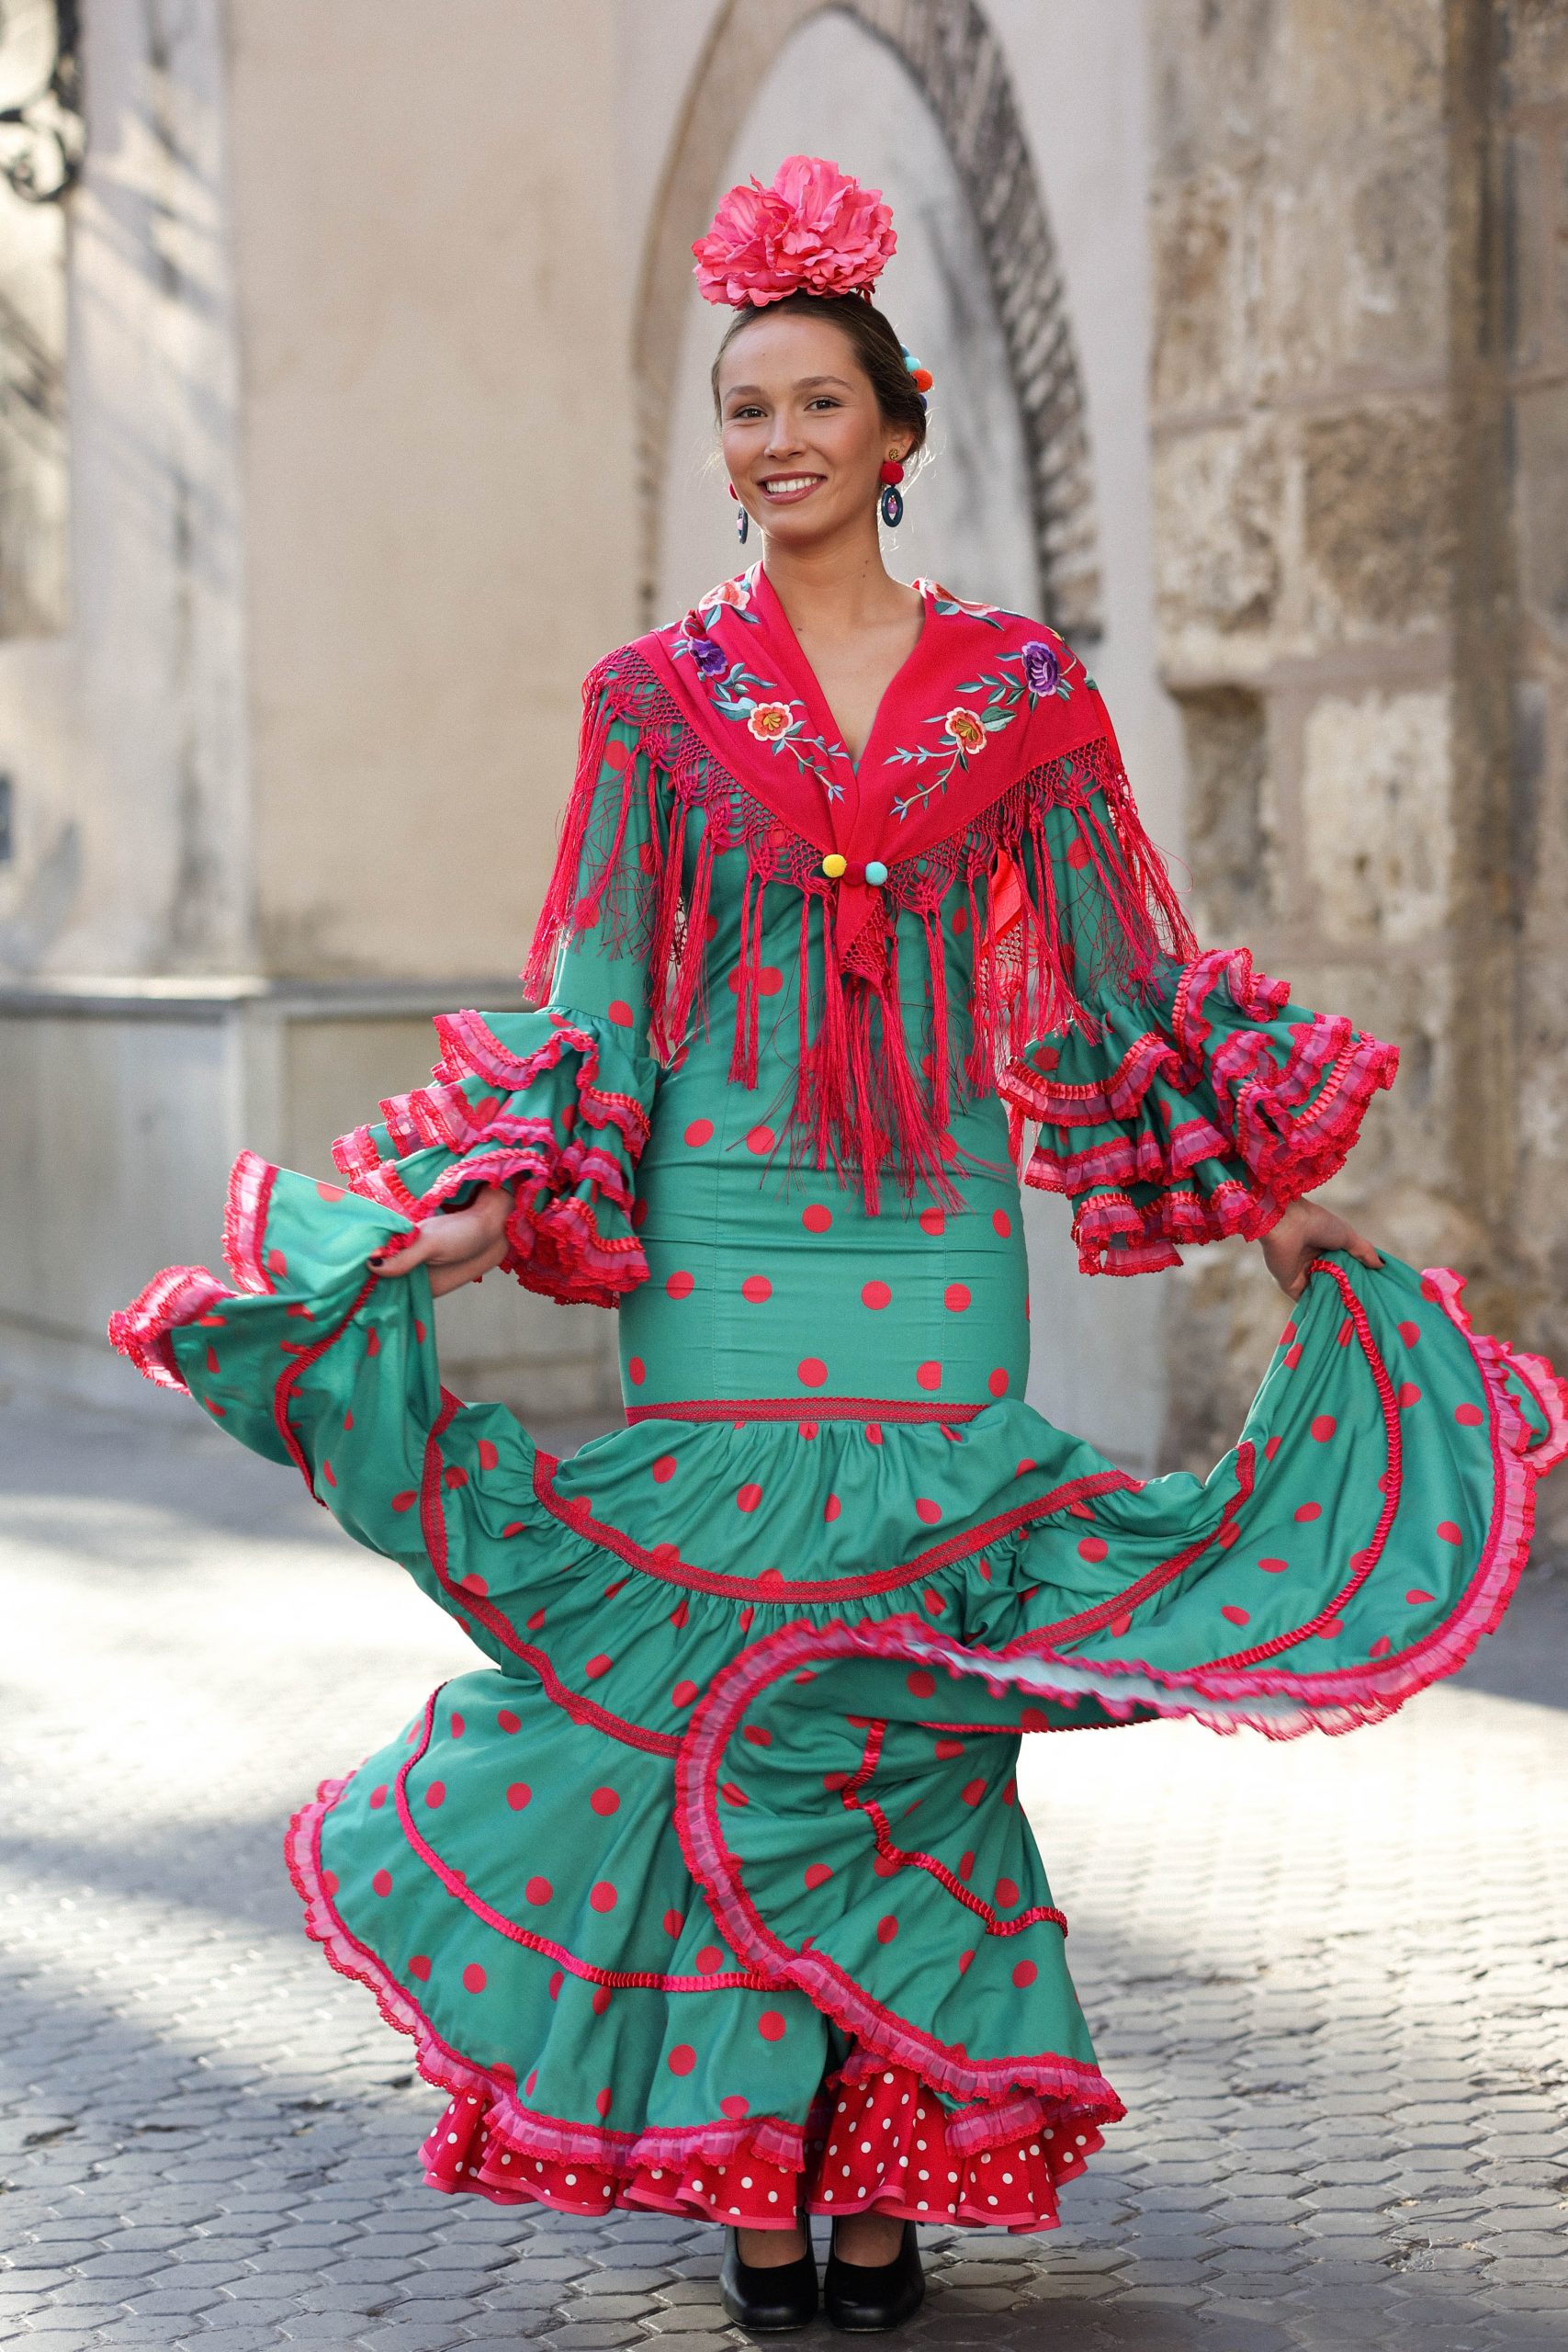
top-left (1001, 948), bottom-right (1400, 1273)
top-left (422, 2059), bottom-right (1100, 2235)
top-left (332, 1007), bottom-right (657, 1306)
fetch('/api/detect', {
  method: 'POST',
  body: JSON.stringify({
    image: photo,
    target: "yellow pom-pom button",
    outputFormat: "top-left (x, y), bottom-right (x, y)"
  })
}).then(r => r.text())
top-left (821, 853), bottom-right (847, 878)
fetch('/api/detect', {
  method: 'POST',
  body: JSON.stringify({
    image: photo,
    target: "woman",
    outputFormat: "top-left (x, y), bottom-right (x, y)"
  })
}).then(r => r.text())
top-left (111, 157), bottom-right (1565, 2335)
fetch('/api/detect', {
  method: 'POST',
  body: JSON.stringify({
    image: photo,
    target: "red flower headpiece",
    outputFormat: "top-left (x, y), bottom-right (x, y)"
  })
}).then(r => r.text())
top-left (692, 154), bottom-right (897, 308)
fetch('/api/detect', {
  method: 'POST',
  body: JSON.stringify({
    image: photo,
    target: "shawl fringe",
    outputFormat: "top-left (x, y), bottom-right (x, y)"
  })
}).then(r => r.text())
top-left (523, 649), bottom-right (1197, 1214)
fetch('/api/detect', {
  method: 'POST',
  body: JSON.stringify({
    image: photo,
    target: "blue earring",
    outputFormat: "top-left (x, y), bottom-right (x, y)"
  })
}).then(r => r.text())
top-left (729, 483), bottom-right (749, 544)
top-left (879, 483), bottom-right (903, 528)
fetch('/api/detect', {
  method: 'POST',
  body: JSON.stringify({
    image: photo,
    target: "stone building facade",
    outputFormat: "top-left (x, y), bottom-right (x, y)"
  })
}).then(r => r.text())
top-left (0, 0), bottom-right (1560, 1510)
top-left (1147, 0), bottom-right (1568, 1544)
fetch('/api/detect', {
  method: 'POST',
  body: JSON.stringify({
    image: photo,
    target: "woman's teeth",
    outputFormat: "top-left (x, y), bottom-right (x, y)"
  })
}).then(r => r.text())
top-left (762, 476), bottom-right (821, 496)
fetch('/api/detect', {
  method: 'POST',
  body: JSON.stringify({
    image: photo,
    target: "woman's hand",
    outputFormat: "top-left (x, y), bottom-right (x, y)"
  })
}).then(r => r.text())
top-left (368, 1184), bottom-right (513, 1300)
top-left (1260, 1195), bottom-right (1382, 1302)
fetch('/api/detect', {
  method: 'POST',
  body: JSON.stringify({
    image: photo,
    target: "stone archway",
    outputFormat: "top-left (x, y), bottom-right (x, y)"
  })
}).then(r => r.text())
top-left (635, 0), bottom-right (1102, 640)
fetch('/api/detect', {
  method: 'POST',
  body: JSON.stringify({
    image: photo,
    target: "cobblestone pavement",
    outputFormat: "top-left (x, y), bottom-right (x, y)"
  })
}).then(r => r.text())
top-left (1, 1387), bottom-right (1564, 2352)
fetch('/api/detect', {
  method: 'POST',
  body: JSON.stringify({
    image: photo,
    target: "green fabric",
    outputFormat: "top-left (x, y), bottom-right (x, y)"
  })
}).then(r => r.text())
top-left (135, 704), bottom-right (1562, 2172)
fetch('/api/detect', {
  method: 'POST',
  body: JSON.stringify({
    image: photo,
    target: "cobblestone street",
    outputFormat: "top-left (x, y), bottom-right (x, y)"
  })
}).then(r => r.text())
top-left (1, 1386), bottom-right (1564, 2352)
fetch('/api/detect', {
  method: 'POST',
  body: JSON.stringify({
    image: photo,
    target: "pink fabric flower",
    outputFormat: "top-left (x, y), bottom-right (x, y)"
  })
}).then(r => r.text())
top-left (693, 155), bottom-right (897, 307)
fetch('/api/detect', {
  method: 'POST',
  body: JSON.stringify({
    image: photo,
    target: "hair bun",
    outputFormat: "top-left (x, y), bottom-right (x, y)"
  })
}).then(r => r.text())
top-left (692, 155), bottom-right (897, 308)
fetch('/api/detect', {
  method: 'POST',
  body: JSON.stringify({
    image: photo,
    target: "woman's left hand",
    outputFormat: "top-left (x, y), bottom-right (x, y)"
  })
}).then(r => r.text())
top-left (1259, 1195), bottom-right (1382, 1301)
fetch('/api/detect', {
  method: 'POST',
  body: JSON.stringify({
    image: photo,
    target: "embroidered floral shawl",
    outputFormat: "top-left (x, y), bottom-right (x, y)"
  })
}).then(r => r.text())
top-left (524, 565), bottom-right (1195, 1211)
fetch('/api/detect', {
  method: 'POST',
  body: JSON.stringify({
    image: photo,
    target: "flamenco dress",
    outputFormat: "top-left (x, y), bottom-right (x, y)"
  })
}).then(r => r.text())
top-left (111, 567), bottom-right (1567, 2238)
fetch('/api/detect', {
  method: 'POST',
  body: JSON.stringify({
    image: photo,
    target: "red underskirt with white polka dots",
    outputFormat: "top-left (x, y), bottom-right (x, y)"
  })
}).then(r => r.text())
top-left (423, 2064), bottom-right (1104, 2235)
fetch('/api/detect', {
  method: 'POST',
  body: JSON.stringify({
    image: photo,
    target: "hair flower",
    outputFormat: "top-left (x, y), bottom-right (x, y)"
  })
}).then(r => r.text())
top-left (693, 155), bottom-right (897, 308)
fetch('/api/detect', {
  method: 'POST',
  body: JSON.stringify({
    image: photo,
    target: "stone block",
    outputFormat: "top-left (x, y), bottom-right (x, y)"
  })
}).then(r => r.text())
top-left (1151, 171), bottom-right (1247, 412)
top-left (1253, 134), bottom-right (1448, 392)
top-left (1154, 421), bottom-right (1286, 655)
top-left (1171, 684), bottom-right (1275, 938)
top-left (1300, 687), bottom-right (1452, 947)
top-left (1302, 406), bottom-right (1454, 635)
top-left (1148, 0), bottom-right (1283, 180)
top-left (1281, 0), bottom-right (1445, 142)
top-left (1501, 0), bottom-right (1568, 106)
top-left (1514, 385), bottom-right (1568, 630)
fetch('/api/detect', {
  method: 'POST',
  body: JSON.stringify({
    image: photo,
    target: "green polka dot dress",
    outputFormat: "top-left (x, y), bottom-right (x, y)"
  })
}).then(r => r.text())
top-left (112, 593), bottom-right (1567, 2235)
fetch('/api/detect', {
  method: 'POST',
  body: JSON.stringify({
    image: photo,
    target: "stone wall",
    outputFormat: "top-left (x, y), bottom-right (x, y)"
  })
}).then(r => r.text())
top-left (1147, 0), bottom-right (1566, 1542)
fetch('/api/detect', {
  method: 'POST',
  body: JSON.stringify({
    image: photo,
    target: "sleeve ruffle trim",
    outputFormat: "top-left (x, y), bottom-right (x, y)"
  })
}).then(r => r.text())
top-left (998, 947), bottom-right (1400, 1275)
top-left (332, 1007), bottom-right (655, 1308)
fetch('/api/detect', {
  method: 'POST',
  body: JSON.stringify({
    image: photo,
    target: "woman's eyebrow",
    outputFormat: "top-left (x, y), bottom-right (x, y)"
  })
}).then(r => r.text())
top-left (722, 374), bottom-right (856, 401)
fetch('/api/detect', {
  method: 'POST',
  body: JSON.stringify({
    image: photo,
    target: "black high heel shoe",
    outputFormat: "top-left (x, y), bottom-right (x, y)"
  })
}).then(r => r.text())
top-left (824, 2218), bottom-right (925, 2332)
top-left (719, 2219), bottom-right (819, 2333)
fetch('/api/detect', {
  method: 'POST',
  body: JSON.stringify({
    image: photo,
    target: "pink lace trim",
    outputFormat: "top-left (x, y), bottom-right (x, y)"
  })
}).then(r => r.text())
top-left (285, 1783), bottom-right (797, 2177)
top-left (332, 1012), bottom-right (650, 1309)
top-left (420, 1396), bottom-right (681, 1757)
top-left (530, 1452), bottom-right (1138, 1605)
top-left (674, 1631), bottom-right (1126, 2119)
top-left (107, 1265), bottom-right (233, 1394)
top-left (1000, 953), bottom-right (1399, 1275)
top-left (842, 1719), bottom-right (1068, 1937)
top-left (422, 2064), bottom-right (1101, 2234)
top-left (224, 1150), bottom-right (279, 1294)
top-left (391, 1683), bottom-right (764, 1984)
top-left (289, 1774), bottom-right (1100, 2231)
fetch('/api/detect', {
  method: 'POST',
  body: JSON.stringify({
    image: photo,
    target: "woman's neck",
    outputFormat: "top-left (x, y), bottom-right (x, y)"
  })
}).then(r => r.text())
top-left (761, 525), bottom-right (919, 641)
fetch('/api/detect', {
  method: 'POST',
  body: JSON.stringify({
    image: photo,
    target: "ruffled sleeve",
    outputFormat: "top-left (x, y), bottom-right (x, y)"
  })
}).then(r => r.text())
top-left (998, 784), bottom-right (1399, 1276)
top-left (331, 704), bottom-right (663, 1307)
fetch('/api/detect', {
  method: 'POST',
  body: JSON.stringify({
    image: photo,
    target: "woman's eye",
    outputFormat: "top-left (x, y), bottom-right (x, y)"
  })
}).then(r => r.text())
top-left (807, 396), bottom-right (841, 410)
top-left (728, 404), bottom-right (765, 421)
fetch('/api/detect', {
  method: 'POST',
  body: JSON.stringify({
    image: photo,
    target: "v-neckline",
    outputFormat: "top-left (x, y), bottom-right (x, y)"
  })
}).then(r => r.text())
top-left (756, 566), bottom-right (930, 778)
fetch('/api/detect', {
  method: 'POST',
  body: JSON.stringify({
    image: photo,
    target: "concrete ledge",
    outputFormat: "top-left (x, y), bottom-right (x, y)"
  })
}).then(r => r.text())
top-left (0, 975), bottom-right (527, 1020)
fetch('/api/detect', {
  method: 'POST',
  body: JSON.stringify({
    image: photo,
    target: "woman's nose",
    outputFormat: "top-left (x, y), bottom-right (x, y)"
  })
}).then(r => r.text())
top-left (763, 412), bottom-right (804, 458)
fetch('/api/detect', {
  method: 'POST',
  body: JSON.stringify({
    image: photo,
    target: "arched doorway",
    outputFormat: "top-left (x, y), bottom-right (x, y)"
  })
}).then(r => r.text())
top-left (636, 0), bottom-right (1101, 639)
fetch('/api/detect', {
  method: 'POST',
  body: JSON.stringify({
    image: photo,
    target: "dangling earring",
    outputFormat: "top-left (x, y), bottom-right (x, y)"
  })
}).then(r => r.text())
top-left (878, 458), bottom-right (905, 529)
top-left (729, 481), bottom-right (749, 545)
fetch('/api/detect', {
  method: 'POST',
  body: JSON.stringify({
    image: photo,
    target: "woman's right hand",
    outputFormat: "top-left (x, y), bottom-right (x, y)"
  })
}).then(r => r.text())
top-left (367, 1184), bottom-right (513, 1299)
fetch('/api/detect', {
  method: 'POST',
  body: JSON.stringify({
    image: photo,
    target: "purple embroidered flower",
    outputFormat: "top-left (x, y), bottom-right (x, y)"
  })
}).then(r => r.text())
top-left (1021, 639), bottom-right (1061, 697)
top-left (690, 633), bottom-right (728, 679)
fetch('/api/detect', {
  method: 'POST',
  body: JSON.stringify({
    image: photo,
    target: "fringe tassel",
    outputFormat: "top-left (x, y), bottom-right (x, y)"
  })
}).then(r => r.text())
top-left (923, 906), bottom-right (951, 1133)
top-left (521, 658), bottom-right (626, 1006)
top-left (728, 866), bottom-right (763, 1088)
top-left (523, 656), bottom-right (1196, 1218)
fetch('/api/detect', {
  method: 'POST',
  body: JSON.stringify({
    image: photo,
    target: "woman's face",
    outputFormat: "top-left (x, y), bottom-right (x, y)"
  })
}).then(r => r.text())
top-left (716, 311), bottom-right (907, 550)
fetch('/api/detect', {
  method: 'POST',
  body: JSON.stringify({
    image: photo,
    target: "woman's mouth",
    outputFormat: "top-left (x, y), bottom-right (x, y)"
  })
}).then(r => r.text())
top-left (759, 474), bottom-right (825, 504)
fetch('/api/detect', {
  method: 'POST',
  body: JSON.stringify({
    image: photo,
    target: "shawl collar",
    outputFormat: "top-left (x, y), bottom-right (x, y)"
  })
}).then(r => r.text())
top-left (636, 565), bottom-right (1117, 960)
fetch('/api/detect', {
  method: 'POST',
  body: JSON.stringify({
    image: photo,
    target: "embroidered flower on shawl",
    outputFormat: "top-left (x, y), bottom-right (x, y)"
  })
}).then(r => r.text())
top-left (944, 707), bottom-right (987, 756)
top-left (748, 702), bottom-right (795, 741)
top-left (690, 634), bottom-right (728, 679)
top-left (692, 155), bottom-right (897, 307)
top-left (919, 580), bottom-right (1005, 628)
top-left (1021, 640), bottom-right (1062, 698)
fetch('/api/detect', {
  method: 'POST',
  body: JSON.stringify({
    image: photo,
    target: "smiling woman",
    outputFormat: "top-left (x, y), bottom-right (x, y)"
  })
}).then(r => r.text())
top-left (109, 153), bottom-right (1568, 2339)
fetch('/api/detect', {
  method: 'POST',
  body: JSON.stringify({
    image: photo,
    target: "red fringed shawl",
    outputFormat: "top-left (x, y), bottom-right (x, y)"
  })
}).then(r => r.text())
top-left (523, 566), bottom-right (1196, 1213)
